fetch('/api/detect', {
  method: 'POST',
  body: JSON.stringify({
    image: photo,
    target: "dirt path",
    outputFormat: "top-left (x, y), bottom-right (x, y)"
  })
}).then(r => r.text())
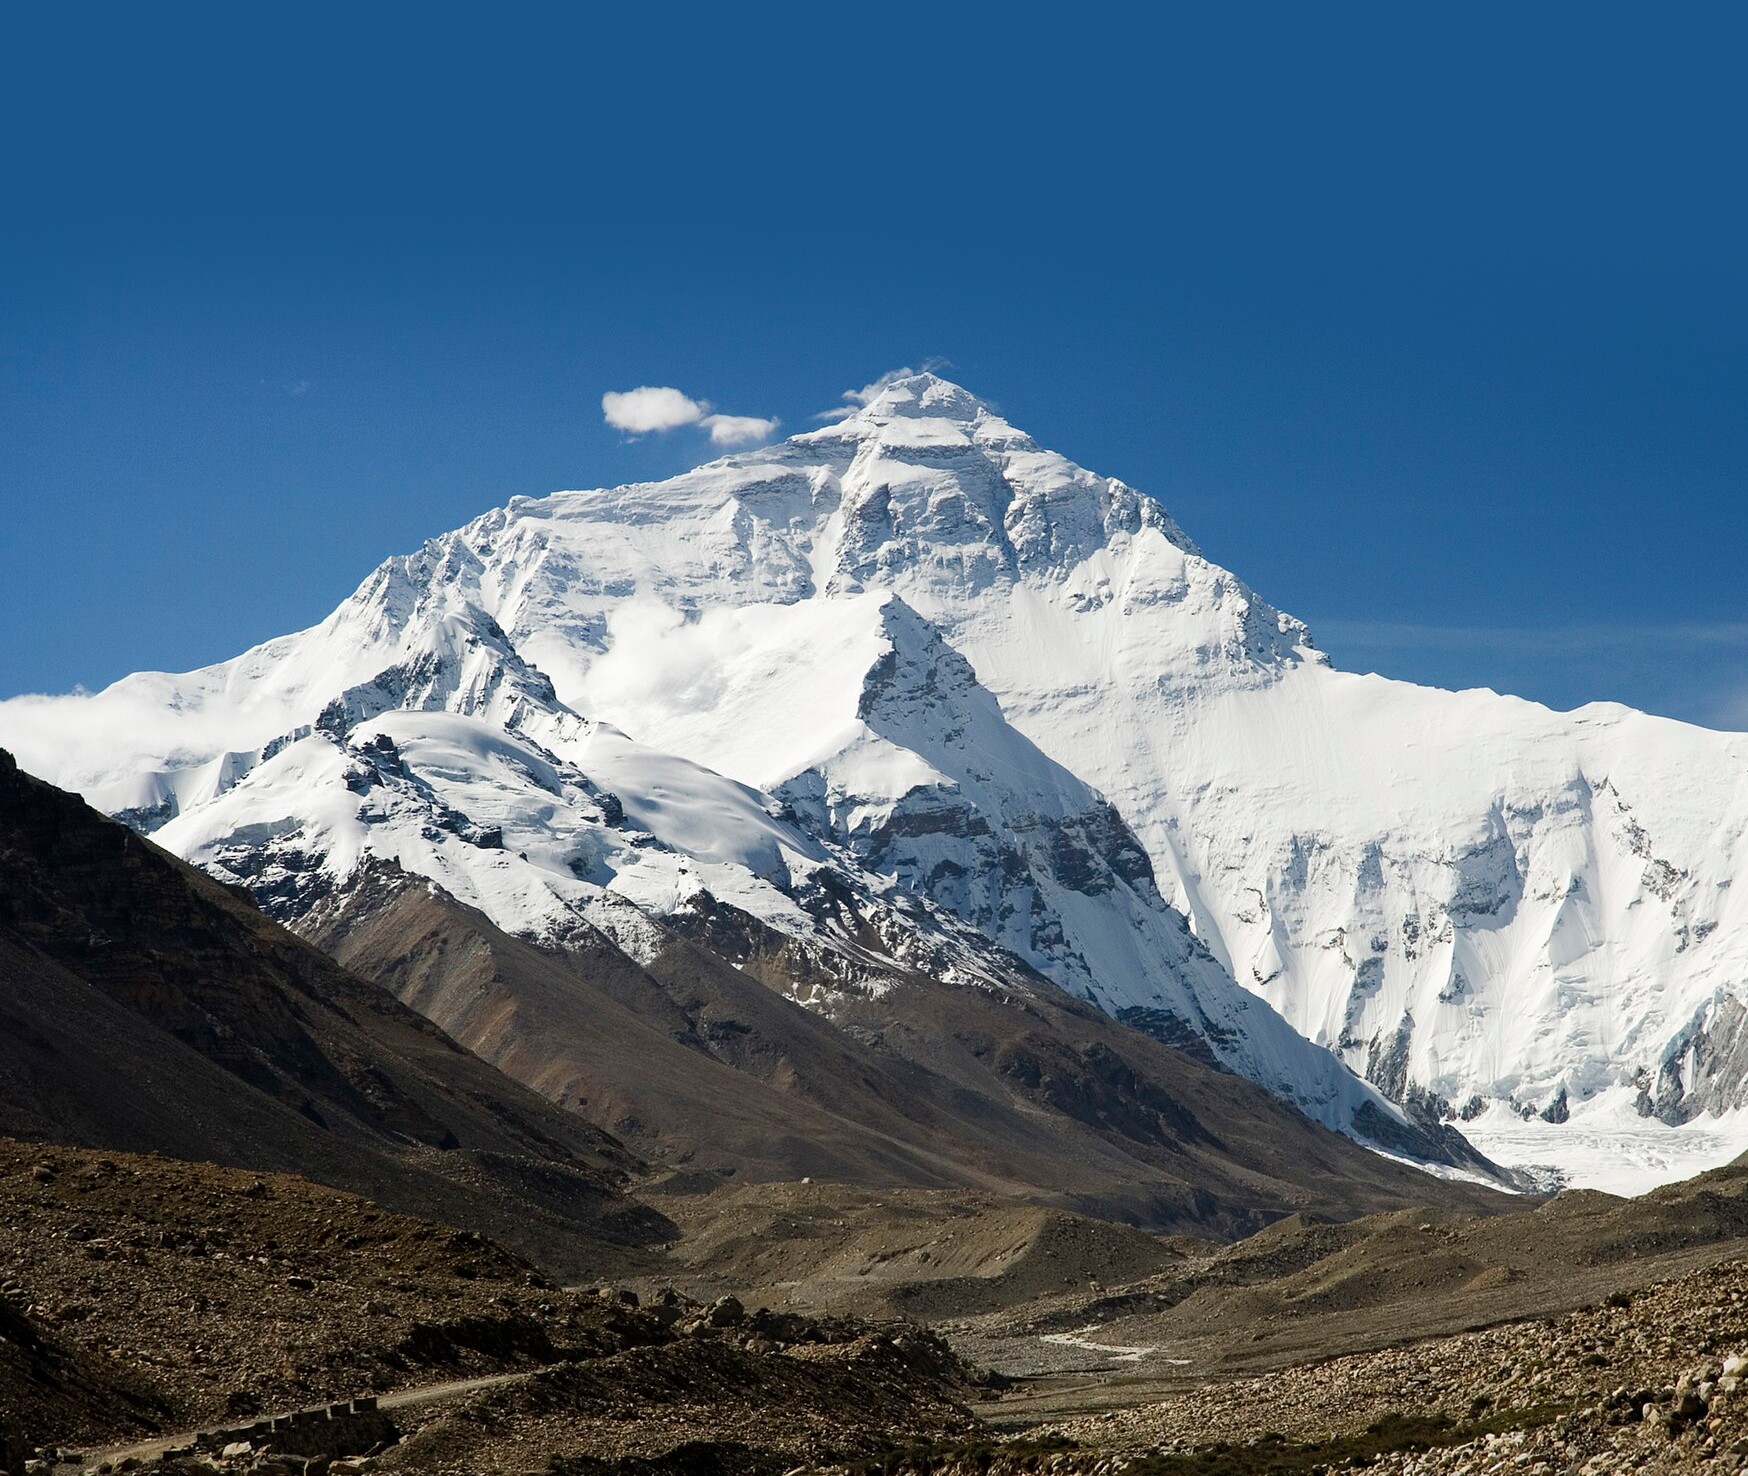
top-left (82, 1368), bottom-right (539, 1469)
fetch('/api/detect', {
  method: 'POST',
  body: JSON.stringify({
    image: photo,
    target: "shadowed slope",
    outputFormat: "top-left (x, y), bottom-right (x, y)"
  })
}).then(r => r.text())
top-left (311, 864), bottom-right (1515, 1239)
top-left (0, 750), bottom-right (668, 1272)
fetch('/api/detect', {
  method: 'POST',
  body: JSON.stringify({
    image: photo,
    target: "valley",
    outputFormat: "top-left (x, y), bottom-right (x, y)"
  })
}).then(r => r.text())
top-left (3, 374), bottom-right (1745, 1473)
top-left (9, 1133), bottom-right (1748, 1473)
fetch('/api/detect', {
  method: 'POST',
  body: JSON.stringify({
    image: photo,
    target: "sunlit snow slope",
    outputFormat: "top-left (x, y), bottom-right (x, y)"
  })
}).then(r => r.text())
top-left (6, 372), bottom-right (1743, 1190)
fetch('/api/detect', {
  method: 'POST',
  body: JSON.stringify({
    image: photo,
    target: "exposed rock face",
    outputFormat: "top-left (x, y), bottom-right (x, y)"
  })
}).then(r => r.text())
top-left (1645, 995), bottom-right (1748, 1125)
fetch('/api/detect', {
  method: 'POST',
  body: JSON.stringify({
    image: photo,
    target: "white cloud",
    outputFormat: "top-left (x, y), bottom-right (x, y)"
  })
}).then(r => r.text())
top-left (700, 412), bottom-right (781, 446)
top-left (601, 386), bottom-right (780, 447)
top-left (813, 367), bottom-right (917, 422)
top-left (813, 361), bottom-right (955, 421)
top-left (601, 386), bottom-right (707, 435)
top-left (579, 599), bottom-right (724, 719)
top-left (842, 367), bottom-right (919, 407)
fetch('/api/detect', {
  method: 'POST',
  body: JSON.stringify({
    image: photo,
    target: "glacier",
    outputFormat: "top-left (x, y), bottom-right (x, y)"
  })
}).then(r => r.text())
top-left (6, 370), bottom-right (1744, 1192)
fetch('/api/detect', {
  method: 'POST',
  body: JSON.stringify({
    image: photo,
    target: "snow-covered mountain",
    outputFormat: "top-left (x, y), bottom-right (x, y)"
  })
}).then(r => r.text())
top-left (6, 371), bottom-right (1743, 1191)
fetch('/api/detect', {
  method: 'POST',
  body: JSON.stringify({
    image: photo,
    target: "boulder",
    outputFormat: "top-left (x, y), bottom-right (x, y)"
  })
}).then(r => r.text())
top-left (706, 1295), bottom-right (745, 1328)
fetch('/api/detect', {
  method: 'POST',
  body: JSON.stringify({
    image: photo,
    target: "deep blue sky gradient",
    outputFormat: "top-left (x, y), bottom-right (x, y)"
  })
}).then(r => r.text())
top-left (3, 5), bottom-right (1744, 724)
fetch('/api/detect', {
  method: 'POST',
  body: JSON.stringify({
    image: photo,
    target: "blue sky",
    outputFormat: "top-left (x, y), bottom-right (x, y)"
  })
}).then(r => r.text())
top-left (3, 5), bottom-right (1744, 725)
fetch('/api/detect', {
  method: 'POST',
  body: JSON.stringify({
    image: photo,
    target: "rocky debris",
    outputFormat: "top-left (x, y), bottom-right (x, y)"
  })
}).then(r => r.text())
top-left (0, 1140), bottom-right (651, 1449)
top-left (1, 1417), bottom-right (25, 1476)
top-left (95, 1299), bottom-right (983, 1475)
top-left (86, 1405), bottom-right (398, 1473)
top-left (58, 1291), bottom-right (984, 1476)
top-left (930, 1162), bottom-right (1748, 1390)
top-left (187, 1402), bottom-right (395, 1462)
top-left (375, 1326), bottom-right (982, 1475)
top-left (707, 1253), bottom-right (1748, 1474)
top-left (0, 1139), bottom-right (986, 1474)
top-left (0, 1281), bottom-right (167, 1450)
top-left (988, 1255), bottom-right (1748, 1474)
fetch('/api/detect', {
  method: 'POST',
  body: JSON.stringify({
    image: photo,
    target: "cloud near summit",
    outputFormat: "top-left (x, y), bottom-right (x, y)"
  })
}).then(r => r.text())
top-left (601, 386), bottom-right (778, 446)
top-left (812, 361), bottom-right (955, 421)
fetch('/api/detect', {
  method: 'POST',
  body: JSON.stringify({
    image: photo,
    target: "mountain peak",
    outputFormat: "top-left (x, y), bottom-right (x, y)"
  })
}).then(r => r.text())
top-left (13, 368), bottom-right (1748, 1192)
top-left (844, 370), bottom-right (990, 424)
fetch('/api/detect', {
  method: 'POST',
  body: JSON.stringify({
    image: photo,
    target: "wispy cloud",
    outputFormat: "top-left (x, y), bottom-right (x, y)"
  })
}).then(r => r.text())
top-left (1312, 618), bottom-right (1748, 656)
top-left (813, 359), bottom-right (955, 422)
top-left (600, 386), bottom-right (779, 446)
top-left (1708, 685), bottom-right (1748, 730)
top-left (1308, 617), bottom-right (1748, 731)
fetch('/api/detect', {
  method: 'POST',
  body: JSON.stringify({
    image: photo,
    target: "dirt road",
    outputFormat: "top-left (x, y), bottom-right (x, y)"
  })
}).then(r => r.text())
top-left (81, 1368), bottom-right (539, 1470)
